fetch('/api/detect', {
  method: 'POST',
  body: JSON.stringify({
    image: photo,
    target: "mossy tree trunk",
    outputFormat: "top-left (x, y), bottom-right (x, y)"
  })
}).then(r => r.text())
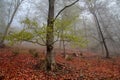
top-left (46, 0), bottom-right (56, 71)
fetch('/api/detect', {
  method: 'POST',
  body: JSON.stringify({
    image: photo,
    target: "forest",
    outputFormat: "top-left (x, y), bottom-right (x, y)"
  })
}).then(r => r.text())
top-left (0, 0), bottom-right (120, 80)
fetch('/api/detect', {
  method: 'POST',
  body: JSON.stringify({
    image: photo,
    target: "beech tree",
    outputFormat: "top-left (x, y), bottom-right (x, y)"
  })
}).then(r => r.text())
top-left (6, 0), bottom-right (79, 71)
top-left (46, 0), bottom-right (80, 71)
top-left (85, 0), bottom-right (110, 58)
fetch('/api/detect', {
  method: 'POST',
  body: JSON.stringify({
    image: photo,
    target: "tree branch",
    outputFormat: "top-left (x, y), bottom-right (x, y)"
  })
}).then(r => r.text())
top-left (54, 0), bottom-right (79, 22)
top-left (33, 28), bottom-right (46, 44)
top-left (23, 40), bottom-right (46, 46)
top-left (51, 29), bottom-right (61, 45)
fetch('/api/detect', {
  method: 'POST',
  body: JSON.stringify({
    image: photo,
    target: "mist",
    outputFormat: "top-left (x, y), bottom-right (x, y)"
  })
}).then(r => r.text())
top-left (0, 0), bottom-right (120, 79)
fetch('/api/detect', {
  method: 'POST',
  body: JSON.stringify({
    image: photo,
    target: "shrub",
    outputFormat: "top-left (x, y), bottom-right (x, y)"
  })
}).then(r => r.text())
top-left (33, 52), bottom-right (39, 58)
top-left (29, 49), bottom-right (39, 58)
top-left (12, 48), bottom-right (20, 56)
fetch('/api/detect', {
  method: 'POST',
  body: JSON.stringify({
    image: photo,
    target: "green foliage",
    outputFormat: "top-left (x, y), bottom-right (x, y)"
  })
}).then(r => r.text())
top-left (6, 30), bottom-right (33, 45)
top-left (34, 24), bottom-right (46, 39)
top-left (54, 16), bottom-right (78, 32)
top-left (70, 34), bottom-right (88, 48)
top-left (21, 17), bottom-right (38, 28)
top-left (6, 16), bottom-right (88, 48)
top-left (21, 17), bottom-right (46, 45)
top-left (6, 17), bottom-right (46, 46)
top-left (54, 17), bottom-right (88, 49)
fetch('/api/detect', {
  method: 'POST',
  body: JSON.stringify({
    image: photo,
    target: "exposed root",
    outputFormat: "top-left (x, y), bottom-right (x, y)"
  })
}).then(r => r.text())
top-left (33, 59), bottom-right (73, 77)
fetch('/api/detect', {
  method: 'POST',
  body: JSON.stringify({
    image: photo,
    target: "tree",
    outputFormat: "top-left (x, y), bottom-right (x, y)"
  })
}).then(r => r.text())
top-left (0, 0), bottom-right (7, 47)
top-left (46, 0), bottom-right (80, 71)
top-left (0, 0), bottom-right (24, 47)
top-left (85, 0), bottom-right (110, 58)
top-left (54, 17), bottom-right (87, 58)
top-left (6, 18), bottom-right (46, 46)
top-left (45, 0), bottom-right (55, 71)
top-left (59, 0), bottom-right (80, 57)
top-left (6, 0), bottom-right (80, 71)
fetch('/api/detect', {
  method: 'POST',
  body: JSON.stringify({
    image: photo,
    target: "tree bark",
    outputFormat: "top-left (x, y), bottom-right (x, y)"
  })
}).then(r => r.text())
top-left (46, 0), bottom-right (56, 71)
top-left (45, 0), bottom-right (79, 71)
top-left (93, 13), bottom-right (110, 58)
top-left (63, 39), bottom-right (66, 58)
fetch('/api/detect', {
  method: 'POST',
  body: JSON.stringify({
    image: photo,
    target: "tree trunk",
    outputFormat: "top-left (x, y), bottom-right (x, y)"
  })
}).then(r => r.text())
top-left (93, 13), bottom-right (110, 58)
top-left (0, 23), bottom-right (11, 48)
top-left (0, 22), bottom-right (11, 44)
top-left (45, 0), bottom-right (79, 71)
top-left (63, 40), bottom-right (66, 58)
top-left (46, 0), bottom-right (56, 71)
top-left (0, 0), bottom-right (23, 46)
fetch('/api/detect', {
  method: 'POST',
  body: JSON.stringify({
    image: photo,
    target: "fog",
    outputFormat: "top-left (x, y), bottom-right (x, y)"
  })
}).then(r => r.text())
top-left (0, 0), bottom-right (120, 56)
top-left (0, 0), bottom-right (120, 79)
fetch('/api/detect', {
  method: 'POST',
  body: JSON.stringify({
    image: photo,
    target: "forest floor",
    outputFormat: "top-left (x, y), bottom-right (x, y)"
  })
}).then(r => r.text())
top-left (0, 47), bottom-right (120, 80)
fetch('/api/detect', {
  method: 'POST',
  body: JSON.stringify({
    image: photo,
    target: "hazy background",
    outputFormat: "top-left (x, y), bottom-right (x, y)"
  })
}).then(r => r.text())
top-left (0, 0), bottom-right (120, 56)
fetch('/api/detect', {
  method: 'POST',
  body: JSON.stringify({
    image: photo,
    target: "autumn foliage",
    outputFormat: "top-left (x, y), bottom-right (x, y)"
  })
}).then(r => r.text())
top-left (0, 48), bottom-right (120, 80)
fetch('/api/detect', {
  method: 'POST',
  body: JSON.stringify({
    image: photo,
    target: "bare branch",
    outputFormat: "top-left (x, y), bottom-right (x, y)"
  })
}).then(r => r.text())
top-left (54, 0), bottom-right (79, 22)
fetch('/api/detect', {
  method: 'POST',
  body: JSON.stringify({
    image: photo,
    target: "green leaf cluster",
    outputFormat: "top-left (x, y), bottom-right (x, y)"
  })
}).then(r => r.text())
top-left (6, 30), bottom-right (33, 45)
top-left (21, 17), bottom-right (38, 29)
top-left (6, 17), bottom-right (46, 45)
top-left (54, 16), bottom-right (88, 48)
